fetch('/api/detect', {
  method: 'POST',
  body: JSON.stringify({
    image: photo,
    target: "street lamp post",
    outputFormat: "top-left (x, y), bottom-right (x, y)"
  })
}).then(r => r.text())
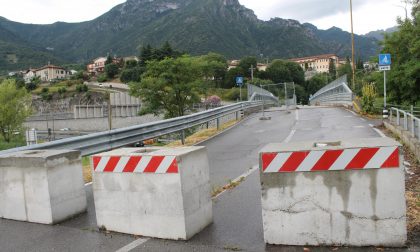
top-left (350, 0), bottom-right (356, 90)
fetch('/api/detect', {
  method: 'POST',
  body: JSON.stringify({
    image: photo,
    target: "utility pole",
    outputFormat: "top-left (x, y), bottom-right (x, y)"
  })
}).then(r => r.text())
top-left (350, 0), bottom-right (356, 90)
top-left (249, 65), bottom-right (255, 82)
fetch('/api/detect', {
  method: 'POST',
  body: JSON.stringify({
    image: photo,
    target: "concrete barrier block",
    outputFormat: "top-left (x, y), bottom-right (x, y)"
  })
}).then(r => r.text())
top-left (0, 150), bottom-right (87, 224)
top-left (91, 147), bottom-right (212, 240)
top-left (259, 138), bottom-right (407, 247)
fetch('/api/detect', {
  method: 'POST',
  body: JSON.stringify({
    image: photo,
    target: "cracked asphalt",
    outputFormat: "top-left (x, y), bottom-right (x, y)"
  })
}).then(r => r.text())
top-left (1, 107), bottom-right (418, 251)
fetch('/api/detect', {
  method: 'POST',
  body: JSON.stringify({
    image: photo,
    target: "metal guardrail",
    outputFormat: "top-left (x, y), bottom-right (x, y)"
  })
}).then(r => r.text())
top-left (0, 101), bottom-right (271, 157)
top-left (309, 75), bottom-right (353, 106)
top-left (389, 107), bottom-right (420, 141)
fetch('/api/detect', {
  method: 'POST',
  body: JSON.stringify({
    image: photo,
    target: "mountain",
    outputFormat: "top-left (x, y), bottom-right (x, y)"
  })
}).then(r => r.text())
top-left (364, 26), bottom-right (398, 41)
top-left (0, 0), bottom-right (380, 71)
top-left (0, 21), bottom-right (62, 72)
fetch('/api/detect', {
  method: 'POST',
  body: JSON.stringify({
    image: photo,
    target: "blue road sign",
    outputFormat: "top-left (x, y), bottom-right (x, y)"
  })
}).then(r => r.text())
top-left (236, 76), bottom-right (244, 87)
top-left (379, 54), bottom-right (391, 66)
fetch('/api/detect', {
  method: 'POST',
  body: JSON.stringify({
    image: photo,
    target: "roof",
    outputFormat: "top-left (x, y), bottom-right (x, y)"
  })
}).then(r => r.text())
top-left (289, 54), bottom-right (338, 62)
top-left (35, 65), bottom-right (66, 71)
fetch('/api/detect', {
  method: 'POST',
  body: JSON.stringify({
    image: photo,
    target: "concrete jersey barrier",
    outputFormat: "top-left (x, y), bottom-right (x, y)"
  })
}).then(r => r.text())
top-left (0, 149), bottom-right (87, 224)
top-left (91, 147), bottom-right (213, 240)
top-left (259, 138), bottom-right (407, 247)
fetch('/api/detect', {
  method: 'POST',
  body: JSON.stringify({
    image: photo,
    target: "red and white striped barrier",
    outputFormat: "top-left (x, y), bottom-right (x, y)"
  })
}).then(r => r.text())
top-left (92, 155), bottom-right (178, 174)
top-left (262, 146), bottom-right (399, 173)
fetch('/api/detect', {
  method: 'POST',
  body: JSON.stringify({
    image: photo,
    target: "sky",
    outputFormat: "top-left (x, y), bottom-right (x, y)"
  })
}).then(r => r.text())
top-left (0, 0), bottom-right (409, 34)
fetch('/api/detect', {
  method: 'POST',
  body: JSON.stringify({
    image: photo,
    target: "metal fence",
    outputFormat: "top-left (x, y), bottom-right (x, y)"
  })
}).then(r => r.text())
top-left (0, 101), bottom-right (271, 157)
top-left (389, 107), bottom-right (420, 141)
top-left (309, 75), bottom-right (353, 106)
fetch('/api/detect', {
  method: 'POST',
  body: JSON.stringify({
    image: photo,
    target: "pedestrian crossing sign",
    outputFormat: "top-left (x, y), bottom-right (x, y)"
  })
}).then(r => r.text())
top-left (379, 54), bottom-right (391, 66)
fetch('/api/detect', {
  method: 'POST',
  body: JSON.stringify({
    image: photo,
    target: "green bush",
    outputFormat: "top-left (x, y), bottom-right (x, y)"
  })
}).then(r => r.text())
top-left (97, 74), bottom-right (107, 83)
top-left (41, 87), bottom-right (49, 93)
top-left (222, 88), bottom-right (247, 101)
top-left (41, 92), bottom-right (52, 101)
top-left (76, 84), bottom-right (88, 93)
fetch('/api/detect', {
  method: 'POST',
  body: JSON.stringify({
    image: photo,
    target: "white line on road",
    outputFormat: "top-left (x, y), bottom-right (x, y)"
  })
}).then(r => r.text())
top-left (373, 128), bottom-right (387, 138)
top-left (353, 125), bottom-right (366, 128)
top-left (84, 182), bottom-right (92, 186)
top-left (360, 118), bottom-right (366, 122)
top-left (295, 109), bottom-right (299, 121)
top-left (369, 124), bottom-right (374, 128)
top-left (115, 237), bottom-right (150, 252)
top-left (284, 129), bottom-right (296, 143)
top-left (346, 109), bottom-right (358, 116)
top-left (212, 166), bottom-right (259, 200)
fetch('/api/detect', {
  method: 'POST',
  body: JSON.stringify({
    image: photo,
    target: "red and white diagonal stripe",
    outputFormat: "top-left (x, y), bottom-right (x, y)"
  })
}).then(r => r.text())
top-left (262, 147), bottom-right (399, 173)
top-left (92, 155), bottom-right (178, 174)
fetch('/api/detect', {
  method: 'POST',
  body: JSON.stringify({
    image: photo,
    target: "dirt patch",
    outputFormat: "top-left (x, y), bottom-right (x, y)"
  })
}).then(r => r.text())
top-left (377, 124), bottom-right (420, 243)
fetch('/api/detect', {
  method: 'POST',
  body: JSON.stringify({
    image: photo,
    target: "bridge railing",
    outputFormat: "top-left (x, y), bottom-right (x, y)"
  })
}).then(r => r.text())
top-left (247, 84), bottom-right (279, 103)
top-left (389, 107), bottom-right (420, 141)
top-left (309, 75), bottom-right (353, 106)
top-left (0, 101), bottom-right (271, 157)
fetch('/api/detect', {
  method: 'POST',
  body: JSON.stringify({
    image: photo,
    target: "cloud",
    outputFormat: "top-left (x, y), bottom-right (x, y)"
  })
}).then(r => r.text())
top-left (240, 0), bottom-right (386, 21)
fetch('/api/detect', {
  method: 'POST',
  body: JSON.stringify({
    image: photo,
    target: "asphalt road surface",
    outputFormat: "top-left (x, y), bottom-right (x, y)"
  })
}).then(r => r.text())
top-left (0, 107), bottom-right (416, 252)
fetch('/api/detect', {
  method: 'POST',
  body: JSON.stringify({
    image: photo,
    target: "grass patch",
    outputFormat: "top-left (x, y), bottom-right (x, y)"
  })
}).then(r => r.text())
top-left (167, 120), bottom-right (238, 147)
top-left (0, 137), bottom-right (26, 151)
top-left (211, 177), bottom-right (245, 198)
top-left (82, 156), bottom-right (92, 183)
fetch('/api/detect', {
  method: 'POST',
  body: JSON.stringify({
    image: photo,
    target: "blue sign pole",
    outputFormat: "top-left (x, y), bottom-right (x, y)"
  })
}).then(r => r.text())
top-left (379, 54), bottom-right (391, 115)
top-left (236, 77), bottom-right (244, 102)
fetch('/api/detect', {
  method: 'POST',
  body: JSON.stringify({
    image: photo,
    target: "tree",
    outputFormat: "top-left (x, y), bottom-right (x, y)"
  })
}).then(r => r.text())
top-left (382, 5), bottom-right (420, 104)
top-left (305, 74), bottom-right (328, 97)
top-left (130, 56), bottom-right (202, 118)
top-left (105, 63), bottom-right (119, 79)
top-left (140, 45), bottom-right (153, 66)
top-left (200, 53), bottom-right (228, 89)
top-left (224, 67), bottom-right (244, 89)
top-left (328, 60), bottom-right (337, 80)
top-left (285, 61), bottom-right (305, 85)
top-left (0, 79), bottom-right (32, 142)
top-left (266, 60), bottom-right (292, 83)
top-left (238, 56), bottom-right (258, 79)
top-left (105, 55), bottom-right (113, 65)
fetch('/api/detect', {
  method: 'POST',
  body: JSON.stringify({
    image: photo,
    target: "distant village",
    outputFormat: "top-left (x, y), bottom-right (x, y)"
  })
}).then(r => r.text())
top-left (9, 53), bottom-right (377, 84)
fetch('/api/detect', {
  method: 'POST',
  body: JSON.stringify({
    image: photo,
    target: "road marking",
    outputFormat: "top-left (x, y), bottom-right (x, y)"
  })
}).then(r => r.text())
top-left (360, 118), bottom-right (366, 122)
top-left (284, 129), bottom-right (296, 143)
top-left (369, 124), bottom-right (374, 128)
top-left (346, 109), bottom-right (358, 116)
top-left (295, 110), bottom-right (299, 121)
top-left (115, 237), bottom-right (150, 252)
top-left (373, 128), bottom-right (386, 138)
top-left (353, 125), bottom-right (365, 128)
top-left (212, 166), bottom-right (259, 199)
top-left (84, 182), bottom-right (92, 186)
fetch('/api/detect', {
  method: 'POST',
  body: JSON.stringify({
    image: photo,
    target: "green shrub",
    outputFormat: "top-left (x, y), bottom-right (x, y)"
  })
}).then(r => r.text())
top-left (361, 83), bottom-right (377, 114)
top-left (97, 74), bottom-right (107, 83)
top-left (76, 84), bottom-right (88, 93)
top-left (222, 88), bottom-right (247, 101)
top-left (41, 92), bottom-right (52, 101)
top-left (41, 87), bottom-right (49, 93)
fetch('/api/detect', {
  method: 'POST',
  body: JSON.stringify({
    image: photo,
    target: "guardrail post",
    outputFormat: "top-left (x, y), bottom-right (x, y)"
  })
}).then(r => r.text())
top-left (181, 130), bottom-right (185, 145)
top-left (417, 119), bottom-right (420, 141)
top-left (216, 118), bottom-right (221, 130)
top-left (397, 110), bottom-right (400, 126)
top-left (403, 112), bottom-right (408, 130)
top-left (411, 114), bottom-right (415, 137)
top-left (236, 111), bottom-right (239, 121)
top-left (389, 108), bottom-right (393, 121)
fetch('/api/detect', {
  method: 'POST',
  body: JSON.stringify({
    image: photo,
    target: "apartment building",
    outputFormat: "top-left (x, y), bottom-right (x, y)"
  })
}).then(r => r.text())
top-left (289, 54), bottom-right (339, 73)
